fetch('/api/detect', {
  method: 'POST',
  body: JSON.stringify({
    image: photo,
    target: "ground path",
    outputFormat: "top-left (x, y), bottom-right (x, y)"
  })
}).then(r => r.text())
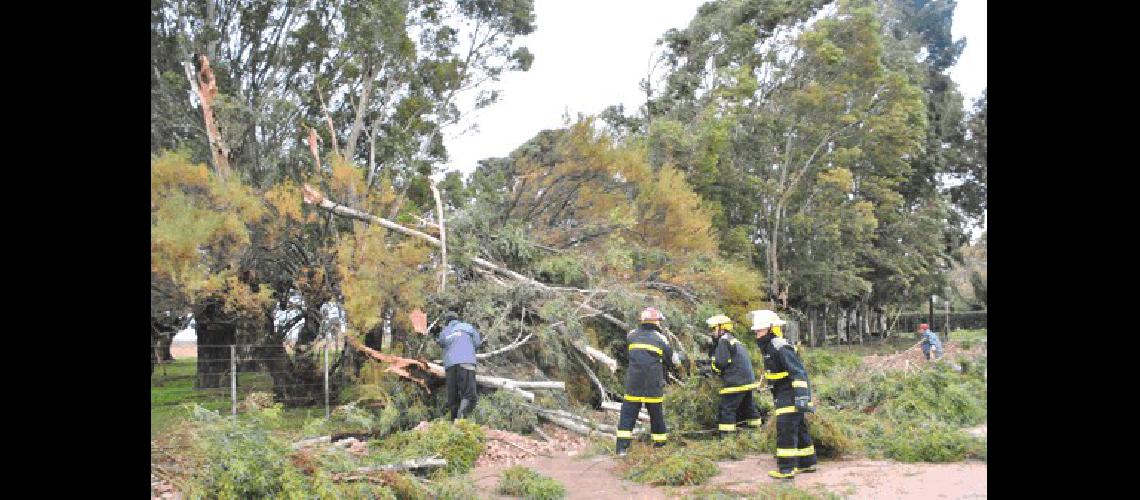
top-left (471, 445), bottom-right (986, 499)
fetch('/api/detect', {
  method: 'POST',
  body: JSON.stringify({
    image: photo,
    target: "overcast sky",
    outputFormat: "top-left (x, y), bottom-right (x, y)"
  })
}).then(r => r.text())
top-left (440, 0), bottom-right (986, 177)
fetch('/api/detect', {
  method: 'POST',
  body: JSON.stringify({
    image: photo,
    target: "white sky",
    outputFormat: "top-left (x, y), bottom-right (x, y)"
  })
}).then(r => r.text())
top-left (440, 0), bottom-right (987, 177)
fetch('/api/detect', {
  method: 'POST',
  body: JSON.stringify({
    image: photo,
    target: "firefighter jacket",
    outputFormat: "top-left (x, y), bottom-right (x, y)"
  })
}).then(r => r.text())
top-left (758, 336), bottom-right (812, 414)
top-left (623, 324), bottom-right (675, 403)
top-left (710, 333), bottom-right (758, 394)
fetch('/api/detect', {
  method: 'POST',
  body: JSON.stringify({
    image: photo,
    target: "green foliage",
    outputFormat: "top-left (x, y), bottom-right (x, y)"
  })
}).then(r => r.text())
top-left (372, 420), bottom-right (486, 475)
top-left (620, 444), bottom-right (719, 486)
top-left (663, 376), bottom-right (720, 432)
top-left (430, 475), bottom-right (488, 500)
top-left (799, 349), bottom-right (861, 378)
top-left (878, 365), bottom-right (987, 426)
top-left (472, 389), bottom-right (538, 434)
top-left (875, 420), bottom-right (985, 463)
top-left (184, 405), bottom-right (339, 499)
top-left (757, 408), bottom-right (858, 459)
top-left (496, 465), bottom-right (567, 500)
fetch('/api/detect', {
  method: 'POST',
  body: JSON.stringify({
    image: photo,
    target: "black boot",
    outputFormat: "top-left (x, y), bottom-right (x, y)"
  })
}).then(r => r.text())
top-left (616, 438), bottom-right (631, 456)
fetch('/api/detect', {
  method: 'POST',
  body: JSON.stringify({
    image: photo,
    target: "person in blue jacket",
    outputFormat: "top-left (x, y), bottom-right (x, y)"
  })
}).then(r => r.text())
top-left (437, 311), bottom-right (482, 420)
top-left (918, 323), bottom-right (943, 360)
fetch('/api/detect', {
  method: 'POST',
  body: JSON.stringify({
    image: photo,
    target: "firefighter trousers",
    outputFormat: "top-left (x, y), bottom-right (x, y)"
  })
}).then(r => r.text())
top-left (774, 409), bottom-right (817, 472)
top-left (616, 400), bottom-right (668, 452)
top-left (717, 390), bottom-right (763, 432)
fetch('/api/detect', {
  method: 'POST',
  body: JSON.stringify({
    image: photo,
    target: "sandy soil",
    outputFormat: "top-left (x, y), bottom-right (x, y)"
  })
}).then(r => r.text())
top-left (471, 447), bottom-right (987, 499)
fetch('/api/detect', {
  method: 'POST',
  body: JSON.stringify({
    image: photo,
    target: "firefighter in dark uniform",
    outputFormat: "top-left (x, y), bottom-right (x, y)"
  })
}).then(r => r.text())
top-left (615, 307), bottom-right (676, 455)
top-left (706, 314), bottom-right (764, 435)
top-left (751, 309), bottom-right (818, 479)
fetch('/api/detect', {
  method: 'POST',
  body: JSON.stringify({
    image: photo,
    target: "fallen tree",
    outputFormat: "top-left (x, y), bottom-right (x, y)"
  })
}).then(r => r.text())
top-left (330, 457), bottom-right (447, 482)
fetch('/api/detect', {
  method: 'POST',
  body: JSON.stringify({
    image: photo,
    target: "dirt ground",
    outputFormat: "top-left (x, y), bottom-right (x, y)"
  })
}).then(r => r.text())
top-left (471, 443), bottom-right (987, 499)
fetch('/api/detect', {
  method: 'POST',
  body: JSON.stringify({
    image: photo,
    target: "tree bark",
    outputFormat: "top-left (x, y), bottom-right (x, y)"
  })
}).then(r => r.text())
top-left (430, 180), bottom-right (447, 293)
top-left (185, 56), bottom-right (231, 179)
top-left (193, 300), bottom-right (235, 389)
top-left (344, 66), bottom-right (374, 161)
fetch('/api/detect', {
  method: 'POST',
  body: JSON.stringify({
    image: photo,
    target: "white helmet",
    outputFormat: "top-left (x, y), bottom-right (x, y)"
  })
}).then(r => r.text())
top-left (749, 309), bottom-right (786, 330)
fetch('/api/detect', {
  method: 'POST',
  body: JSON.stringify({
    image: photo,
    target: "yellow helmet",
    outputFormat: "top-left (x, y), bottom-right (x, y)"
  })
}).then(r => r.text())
top-left (706, 314), bottom-right (733, 331)
top-left (772, 325), bottom-right (784, 337)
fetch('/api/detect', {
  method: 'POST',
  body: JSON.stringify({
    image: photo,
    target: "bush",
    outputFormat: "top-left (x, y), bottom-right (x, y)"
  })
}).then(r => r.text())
top-left (431, 475), bottom-right (488, 500)
top-left (372, 420), bottom-right (486, 475)
top-left (184, 406), bottom-right (338, 499)
top-left (496, 465), bottom-right (566, 500)
top-left (620, 444), bottom-right (719, 486)
top-left (800, 349), bottom-right (861, 378)
top-left (664, 376), bottom-right (720, 432)
top-left (472, 389), bottom-right (538, 434)
top-left (875, 420), bottom-right (985, 462)
top-left (879, 366), bottom-right (986, 426)
top-left (758, 408), bottom-right (858, 459)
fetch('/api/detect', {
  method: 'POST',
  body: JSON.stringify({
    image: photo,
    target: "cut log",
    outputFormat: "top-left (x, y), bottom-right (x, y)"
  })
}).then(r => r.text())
top-left (292, 435), bottom-right (331, 450)
top-left (600, 401), bottom-right (650, 423)
top-left (330, 457), bottom-right (447, 482)
top-left (575, 353), bottom-right (618, 403)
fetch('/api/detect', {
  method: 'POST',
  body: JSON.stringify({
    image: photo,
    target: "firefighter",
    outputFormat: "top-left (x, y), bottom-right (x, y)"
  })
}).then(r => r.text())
top-left (706, 314), bottom-right (764, 436)
top-left (751, 309), bottom-right (818, 479)
top-left (615, 307), bottom-right (676, 456)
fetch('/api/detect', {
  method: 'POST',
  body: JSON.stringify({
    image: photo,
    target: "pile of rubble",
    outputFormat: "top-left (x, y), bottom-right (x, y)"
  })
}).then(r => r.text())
top-left (150, 474), bottom-right (181, 500)
top-left (861, 341), bottom-right (986, 373)
top-left (475, 423), bottom-right (589, 467)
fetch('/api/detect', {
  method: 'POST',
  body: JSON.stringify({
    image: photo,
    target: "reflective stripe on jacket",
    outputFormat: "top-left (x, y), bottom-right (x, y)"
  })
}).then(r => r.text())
top-left (624, 325), bottom-right (675, 401)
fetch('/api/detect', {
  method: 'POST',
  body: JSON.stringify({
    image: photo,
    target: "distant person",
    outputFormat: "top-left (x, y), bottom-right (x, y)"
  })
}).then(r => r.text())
top-left (615, 307), bottom-right (675, 456)
top-left (918, 323), bottom-right (942, 361)
top-left (752, 309), bottom-right (817, 479)
top-left (706, 314), bottom-right (764, 436)
top-left (433, 310), bottom-right (482, 420)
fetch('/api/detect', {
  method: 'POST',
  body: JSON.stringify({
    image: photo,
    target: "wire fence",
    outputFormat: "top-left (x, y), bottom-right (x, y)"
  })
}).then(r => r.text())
top-left (152, 343), bottom-right (343, 418)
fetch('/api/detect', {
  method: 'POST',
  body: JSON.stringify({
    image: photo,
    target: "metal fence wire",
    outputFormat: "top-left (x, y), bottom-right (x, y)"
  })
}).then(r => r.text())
top-left (153, 343), bottom-right (341, 417)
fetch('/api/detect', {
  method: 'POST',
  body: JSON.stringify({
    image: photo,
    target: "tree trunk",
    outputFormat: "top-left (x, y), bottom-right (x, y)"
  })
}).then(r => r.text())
top-left (822, 303), bottom-right (829, 346)
top-left (194, 300), bottom-right (235, 389)
top-left (928, 295), bottom-right (934, 331)
top-left (808, 307), bottom-right (815, 347)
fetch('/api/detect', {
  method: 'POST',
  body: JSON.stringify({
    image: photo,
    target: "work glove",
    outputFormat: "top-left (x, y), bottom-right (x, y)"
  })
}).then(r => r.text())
top-left (794, 396), bottom-right (815, 413)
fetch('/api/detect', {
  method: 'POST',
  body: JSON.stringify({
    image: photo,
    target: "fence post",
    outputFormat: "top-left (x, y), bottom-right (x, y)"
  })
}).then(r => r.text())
top-left (324, 341), bottom-right (330, 419)
top-left (230, 344), bottom-right (237, 417)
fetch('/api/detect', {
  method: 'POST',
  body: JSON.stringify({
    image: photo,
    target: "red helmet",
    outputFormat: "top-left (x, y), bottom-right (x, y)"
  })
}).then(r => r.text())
top-left (639, 307), bottom-right (664, 323)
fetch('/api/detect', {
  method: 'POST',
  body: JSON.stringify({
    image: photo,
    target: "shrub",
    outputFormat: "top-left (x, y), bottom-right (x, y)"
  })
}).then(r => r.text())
top-left (496, 465), bottom-right (566, 500)
top-left (620, 444), bottom-right (719, 486)
top-left (879, 366), bottom-right (986, 426)
top-left (664, 376), bottom-right (720, 432)
top-left (758, 408), bottom-right (858, 459)
top-left (184, 405), bottom-right (338, 499)
top-left (372, 420), bottom-right (485, 475)
top-left (800, 349), bottom-right (861, 378)
top-left (874, 420), bottom-right (985, 462)
top-left (472, 389), bottom-right (538, 434)
top-left (431, 475), bottom-right (488, 500)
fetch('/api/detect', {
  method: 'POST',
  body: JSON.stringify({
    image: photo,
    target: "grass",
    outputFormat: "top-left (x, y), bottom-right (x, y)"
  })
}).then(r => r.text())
top-left (151, 357), bottom-right (325, 439)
